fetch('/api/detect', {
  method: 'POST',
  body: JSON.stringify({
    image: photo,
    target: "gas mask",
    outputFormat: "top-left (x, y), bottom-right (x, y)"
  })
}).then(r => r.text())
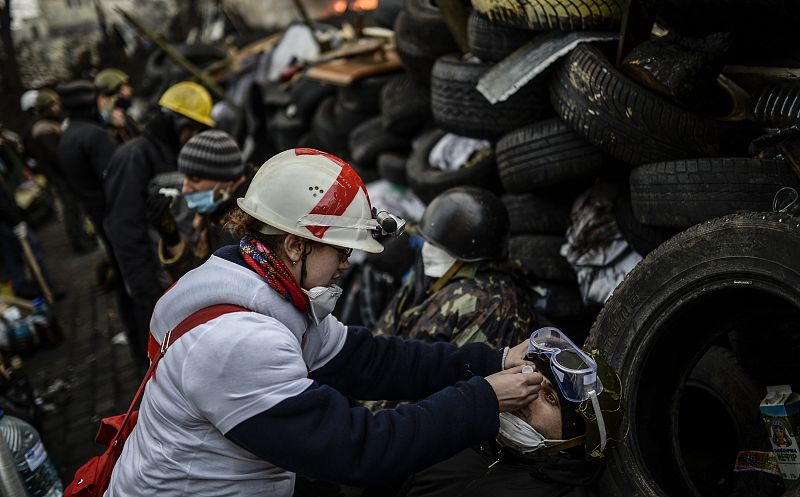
top-left (421, 241), bottom-right (457, 278)
top-left (302, 285), bottom-right (343, 325)
top-left (497, 412), bottom-right (566, 454)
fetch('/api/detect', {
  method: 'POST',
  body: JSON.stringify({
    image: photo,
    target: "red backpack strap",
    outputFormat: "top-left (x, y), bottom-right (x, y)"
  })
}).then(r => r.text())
top-left (147, 304), bottom-right (250, 364)
top-left (113, 305), bottom-right (250, 447)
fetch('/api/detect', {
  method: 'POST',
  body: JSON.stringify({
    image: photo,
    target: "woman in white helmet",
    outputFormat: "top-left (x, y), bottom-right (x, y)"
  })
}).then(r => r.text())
top-left (105, 148), bottom-right (543, 497)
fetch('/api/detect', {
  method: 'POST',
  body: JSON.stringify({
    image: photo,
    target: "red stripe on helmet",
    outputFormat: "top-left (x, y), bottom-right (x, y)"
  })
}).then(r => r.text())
top-left (295, 148), bottom-right (371, 238)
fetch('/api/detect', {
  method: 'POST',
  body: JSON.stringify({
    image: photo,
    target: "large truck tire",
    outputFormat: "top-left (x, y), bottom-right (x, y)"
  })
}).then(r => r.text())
top-left (586, 212), bottom-right (799, 497)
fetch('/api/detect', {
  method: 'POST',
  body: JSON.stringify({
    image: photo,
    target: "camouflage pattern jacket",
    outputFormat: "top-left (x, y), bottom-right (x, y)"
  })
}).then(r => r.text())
top-left (374, 259), bottom-right (546, 349)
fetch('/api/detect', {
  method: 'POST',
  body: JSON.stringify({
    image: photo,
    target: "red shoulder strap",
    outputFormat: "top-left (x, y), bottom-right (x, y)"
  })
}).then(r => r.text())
top-left (112, 304), bottom-right (250, 448)
top-left (146, 304), bottom-right (249, 364)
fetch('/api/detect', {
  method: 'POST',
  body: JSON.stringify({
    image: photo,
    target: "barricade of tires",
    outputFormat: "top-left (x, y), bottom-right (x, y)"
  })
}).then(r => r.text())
top-left (245, 2), bottom-right (800, 496)
top-left (250, 0), bottom-right (799, 326)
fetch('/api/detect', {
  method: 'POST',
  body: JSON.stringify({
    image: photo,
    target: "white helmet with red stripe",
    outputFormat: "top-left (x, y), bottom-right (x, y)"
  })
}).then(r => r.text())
top-left (237, 148), bottom-right (385, 253)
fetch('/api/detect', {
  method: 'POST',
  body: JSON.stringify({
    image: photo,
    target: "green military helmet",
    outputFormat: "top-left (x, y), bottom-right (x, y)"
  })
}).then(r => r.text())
top-left (34, 89), bottom-right (60, 111)
top-left (94, 68), bottom-right (129, 96)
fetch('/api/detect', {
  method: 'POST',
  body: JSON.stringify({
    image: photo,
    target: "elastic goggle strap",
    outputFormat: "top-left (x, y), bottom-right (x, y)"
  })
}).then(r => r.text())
top-left (589, 389), bottom-right (607, 452)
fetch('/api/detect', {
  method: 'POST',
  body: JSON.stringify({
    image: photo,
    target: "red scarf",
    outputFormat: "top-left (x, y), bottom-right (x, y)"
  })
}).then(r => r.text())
top-left (240, 237), bottom-right (308, 312)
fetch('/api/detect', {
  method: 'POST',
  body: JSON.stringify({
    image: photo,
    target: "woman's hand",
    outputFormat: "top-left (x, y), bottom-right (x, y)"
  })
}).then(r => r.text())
top-left (504, 339), bottom-right (531, 370)
top-left (485, 365), bottom-right (543, 412)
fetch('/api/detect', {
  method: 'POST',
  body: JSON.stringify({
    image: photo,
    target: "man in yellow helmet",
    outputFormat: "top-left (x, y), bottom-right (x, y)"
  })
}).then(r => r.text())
top-left (94, 68), bottom-right (139, 143)
top-left (103, 81), bottom-right (214, 370)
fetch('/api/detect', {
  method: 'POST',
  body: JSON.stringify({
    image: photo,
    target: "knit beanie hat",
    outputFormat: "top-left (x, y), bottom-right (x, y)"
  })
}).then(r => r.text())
top-left (178, 130), bottom-right (244, 181)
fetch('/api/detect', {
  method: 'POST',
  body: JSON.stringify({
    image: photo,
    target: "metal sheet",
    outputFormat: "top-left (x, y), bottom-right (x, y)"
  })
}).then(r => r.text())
top-left (477, 31), bottom-right (619, 104)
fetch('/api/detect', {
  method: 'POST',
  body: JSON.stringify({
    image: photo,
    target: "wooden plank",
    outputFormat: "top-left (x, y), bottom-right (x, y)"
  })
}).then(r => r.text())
top-left (306, 49), bottom-right (401, 86)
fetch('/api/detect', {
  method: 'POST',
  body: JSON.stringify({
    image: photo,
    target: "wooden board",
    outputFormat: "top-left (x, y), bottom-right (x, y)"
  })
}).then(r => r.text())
top-left (306, 49), bottom-right (402, 86)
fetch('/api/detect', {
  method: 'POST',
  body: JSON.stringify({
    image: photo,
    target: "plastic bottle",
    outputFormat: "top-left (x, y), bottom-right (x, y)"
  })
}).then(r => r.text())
top-left (0, 410), bottom-right (63, 496)
top-left (30, 298), bottom-right (63, 348)
top-left (1, 307), bottom-right (36, 357)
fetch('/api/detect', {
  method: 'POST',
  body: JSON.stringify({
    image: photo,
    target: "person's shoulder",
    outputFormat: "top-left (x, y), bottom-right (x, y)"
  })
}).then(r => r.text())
top-left (31, 119), bottom-right (61, 137)
top-left (201, 312), bottom-right (300, 347)
top-left (107, 136), bottom-right (148, 167)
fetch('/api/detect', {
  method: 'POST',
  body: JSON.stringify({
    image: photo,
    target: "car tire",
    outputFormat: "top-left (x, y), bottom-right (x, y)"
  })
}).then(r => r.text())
top-left (551, 44), bottom-right (755, 166)
top-left (380, 75), bottom-right (432, 138)
top-left (467, 11), bottom-right (535, 62)
top-left (508, 234), bottom-right (575, 282)
top-left (497, 118), bottom-right (608, 191)
top-left (431, 54), bottom-right (552, 140)
top-left (471, 0), bottom-right (624, 31)
top-left (348, 117), bottom-right (410, 169)
top-left (630, 158), bottom-right (799, 228)
top-left (501, 193), bottom-right (571, 235)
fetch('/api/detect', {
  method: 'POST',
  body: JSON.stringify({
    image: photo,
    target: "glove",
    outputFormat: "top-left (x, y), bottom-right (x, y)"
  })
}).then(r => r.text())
top-left (12, 222), bottom-right (27, 241)
top-left (146, 193), bottom-right (181, 247)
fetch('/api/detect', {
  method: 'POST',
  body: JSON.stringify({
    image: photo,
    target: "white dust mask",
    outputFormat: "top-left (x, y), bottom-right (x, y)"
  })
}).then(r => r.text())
top-left (421, 241), bottom-right (457, 278)
top-left (497, 412), bottom-right (565, 454)
top-left (302, 285), bottom-right (343, 325)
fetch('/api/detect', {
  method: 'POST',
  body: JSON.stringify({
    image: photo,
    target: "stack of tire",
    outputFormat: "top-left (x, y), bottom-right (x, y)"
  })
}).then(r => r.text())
top-left (386, 0), bottom-right (627, 332)
top-left (393, 5), bottom-right (800, 494)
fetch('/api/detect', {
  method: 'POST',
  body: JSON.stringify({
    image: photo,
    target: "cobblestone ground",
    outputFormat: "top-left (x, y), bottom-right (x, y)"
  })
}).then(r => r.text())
top-left (23, 217), bottom-right (140, 482)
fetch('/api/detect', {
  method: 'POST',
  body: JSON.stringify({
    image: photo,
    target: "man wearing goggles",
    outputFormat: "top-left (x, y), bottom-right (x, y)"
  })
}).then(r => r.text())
top-left (403, 327), bottom-right (624, 497)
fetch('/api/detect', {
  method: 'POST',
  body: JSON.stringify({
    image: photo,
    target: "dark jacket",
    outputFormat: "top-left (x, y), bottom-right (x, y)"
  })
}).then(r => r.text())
top-left (29, 118), bottom-right (63, 179)
top-left (404, 443), bottom-right (601, 497)
top-left (57, 118), bottom-right (118, 221)
top-left (103, 114), bottom-right (181, 302)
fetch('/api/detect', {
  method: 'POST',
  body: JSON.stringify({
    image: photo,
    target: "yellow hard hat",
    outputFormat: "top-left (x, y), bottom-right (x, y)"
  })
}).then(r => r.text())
top-left (94, 68), bottom-right (129, 95)
top-left (158, 81), bottom-right (215, 128)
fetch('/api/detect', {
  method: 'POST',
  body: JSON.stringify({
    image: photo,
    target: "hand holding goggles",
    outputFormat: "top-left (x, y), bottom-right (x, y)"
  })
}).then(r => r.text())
top-left (524, 327), bottom-right (603, 403)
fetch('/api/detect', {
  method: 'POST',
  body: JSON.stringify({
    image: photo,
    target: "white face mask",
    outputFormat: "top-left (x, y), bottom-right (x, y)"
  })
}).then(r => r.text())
top-left (421, 241), bottom-right (457, 278)
top-left (497, 412), bottom-right (565, 454)
top-left (302, 284), bottom-right (343, 325)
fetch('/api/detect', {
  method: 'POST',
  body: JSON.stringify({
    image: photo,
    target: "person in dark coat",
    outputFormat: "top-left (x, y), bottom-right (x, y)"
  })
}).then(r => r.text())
top-left (56, 80), bottom-right (140, 358)
top-left (28, 89), bottom-right (95, 253)
top-left (56, 81), bottom-right (119, 233)
top-left (103, 81), bottom-right (215, 365)
top-left (148, 130), bottom-right (250, 282)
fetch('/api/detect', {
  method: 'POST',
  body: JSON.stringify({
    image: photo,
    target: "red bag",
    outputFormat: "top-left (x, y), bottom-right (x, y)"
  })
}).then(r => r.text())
top-left (65, 304), bottom-right (249, 496)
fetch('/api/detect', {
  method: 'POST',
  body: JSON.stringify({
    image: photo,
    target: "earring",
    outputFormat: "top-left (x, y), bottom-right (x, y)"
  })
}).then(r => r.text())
top-left (292, 260), bottom-right (297, 265)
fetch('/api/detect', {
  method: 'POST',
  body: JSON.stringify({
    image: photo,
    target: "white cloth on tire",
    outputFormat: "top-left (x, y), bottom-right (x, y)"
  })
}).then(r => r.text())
top-left (428, 133), bottom-right (490, 171)
top-left (560, 183), bottom-right (643, 305)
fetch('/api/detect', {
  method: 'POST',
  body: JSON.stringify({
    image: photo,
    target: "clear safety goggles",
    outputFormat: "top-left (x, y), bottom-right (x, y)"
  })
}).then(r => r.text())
top-left (525, 327), bottom-right (603, 403)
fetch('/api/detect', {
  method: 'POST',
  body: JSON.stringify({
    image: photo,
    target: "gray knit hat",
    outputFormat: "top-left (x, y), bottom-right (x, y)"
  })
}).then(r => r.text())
top-left (178, 130), bottom-right (244, 181)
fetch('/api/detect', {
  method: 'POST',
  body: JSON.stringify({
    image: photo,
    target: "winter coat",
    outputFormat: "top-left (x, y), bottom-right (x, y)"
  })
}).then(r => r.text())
top-left (57, 118), bottom-right (118, 222)
top-left (103, 115), bottom-right (181, 303)
top-left (404, 443), bottom-right (602, 497)
top-left (29, 118), bottom-right (63, 179)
